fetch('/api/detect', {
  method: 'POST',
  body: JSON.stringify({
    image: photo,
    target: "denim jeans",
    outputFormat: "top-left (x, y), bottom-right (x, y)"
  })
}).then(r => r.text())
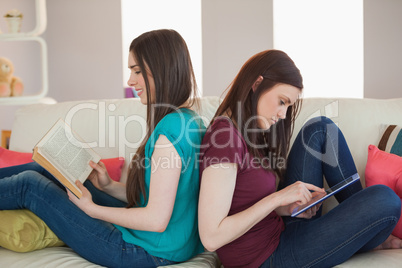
top-left (261, 116), bottom-right (401, 268)
top-left (0, 162), bottom-right (176, 268)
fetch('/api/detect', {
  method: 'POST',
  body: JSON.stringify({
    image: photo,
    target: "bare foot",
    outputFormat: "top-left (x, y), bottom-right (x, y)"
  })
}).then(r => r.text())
top-left (374, 234), bottom-right (402, 250)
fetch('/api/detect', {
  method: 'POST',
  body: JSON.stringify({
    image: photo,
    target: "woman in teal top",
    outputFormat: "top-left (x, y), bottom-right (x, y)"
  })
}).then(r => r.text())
top-left (116, 108), bottom-right (205, 261)
top-left (0, 29), bottom-right (205, 267)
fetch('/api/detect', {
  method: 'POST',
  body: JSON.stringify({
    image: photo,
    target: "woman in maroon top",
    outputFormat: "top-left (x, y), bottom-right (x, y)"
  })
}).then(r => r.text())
top-left (198, 50), bottom-right (402, 268)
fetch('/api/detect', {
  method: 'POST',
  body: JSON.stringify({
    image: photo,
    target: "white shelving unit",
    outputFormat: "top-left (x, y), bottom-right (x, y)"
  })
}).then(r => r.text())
top-left (0, 0), bottom-right (53, 105)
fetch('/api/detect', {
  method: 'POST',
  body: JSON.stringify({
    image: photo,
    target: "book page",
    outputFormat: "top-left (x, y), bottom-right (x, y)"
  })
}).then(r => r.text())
top-left (37, 119), bottom-right (101, 184)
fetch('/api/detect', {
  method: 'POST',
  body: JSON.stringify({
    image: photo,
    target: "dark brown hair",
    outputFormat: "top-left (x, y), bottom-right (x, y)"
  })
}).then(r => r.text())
top-left (126, 29), bottom-right (198, 207)
top-left (214, 49), bottom-right (303, 181)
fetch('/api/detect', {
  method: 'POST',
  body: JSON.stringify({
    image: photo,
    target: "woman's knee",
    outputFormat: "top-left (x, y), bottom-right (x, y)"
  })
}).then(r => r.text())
top-left (19, 170), bottom-right (42, 178)
top-left (366, 185), bottom-right (401, 219)
top-left (303, 116), bottom-right (336, 132)
top-left (24, 162), bottom-right (48, 174)
top-left (298, 116), bottom-right (338, 146)
top-left (18, 170), bottom-right (53, 188)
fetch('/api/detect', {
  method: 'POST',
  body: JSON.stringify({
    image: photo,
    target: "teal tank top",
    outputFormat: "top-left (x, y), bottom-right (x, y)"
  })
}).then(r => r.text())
top-left (114, 108), bottom-right (205, 262)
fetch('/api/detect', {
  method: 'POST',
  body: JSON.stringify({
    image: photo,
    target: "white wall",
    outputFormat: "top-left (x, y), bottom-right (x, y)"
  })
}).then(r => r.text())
top-left (202, 0), bottom-right (402, 99)
top-left (274, 0), bottom-right (364, 99)
top-left (121, 0), bottom-right (202, 94)
top-left (201, 0), bottom-right (273, 97)
top-left (45, 0), bottom-right (123, 102)
top-left (364, 0), bottom-right (402, 99)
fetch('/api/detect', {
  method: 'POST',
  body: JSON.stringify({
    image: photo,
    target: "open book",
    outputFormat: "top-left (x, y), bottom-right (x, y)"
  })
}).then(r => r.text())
top-left (32, 119), bottom-right (101, 198)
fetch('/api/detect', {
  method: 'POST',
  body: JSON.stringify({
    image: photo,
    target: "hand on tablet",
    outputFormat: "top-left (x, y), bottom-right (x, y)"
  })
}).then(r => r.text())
top-left (276, 181), bottom-right (325, 207)
top-left (289, 174), bottom-right (360, 217)
top-left (289, 190), bottom-right (327, 218)
top-left (291, 191), bottom-right (325, 219)
top-left (274, 181), bottom-right (325, 217)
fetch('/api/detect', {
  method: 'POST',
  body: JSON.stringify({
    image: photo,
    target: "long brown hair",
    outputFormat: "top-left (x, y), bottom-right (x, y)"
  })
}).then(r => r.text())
top-left (126, 29), bottom-right (199, 207)
top-left (214, 50), bottom-right (303, 181)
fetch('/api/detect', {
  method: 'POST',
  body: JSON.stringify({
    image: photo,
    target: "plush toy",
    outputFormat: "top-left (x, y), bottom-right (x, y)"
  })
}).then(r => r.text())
top-left (0, 57), bottom-right (24, 97)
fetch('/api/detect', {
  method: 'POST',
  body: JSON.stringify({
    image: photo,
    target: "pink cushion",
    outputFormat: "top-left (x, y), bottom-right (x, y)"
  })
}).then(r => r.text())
top-left (365, 144), bottom-right (402, 239)
top-left (0, 147), bottom-right (33, 167)
top-left (98, 157), bottom-right (125, 182)
top-left (0, 147), bottom-right (124, 182)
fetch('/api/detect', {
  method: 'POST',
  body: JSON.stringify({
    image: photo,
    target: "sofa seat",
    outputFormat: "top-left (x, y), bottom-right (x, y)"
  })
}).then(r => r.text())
top-left (0, 247), bottom-right (220, 267)
top-left (1, 246), bottom-right (402, 268)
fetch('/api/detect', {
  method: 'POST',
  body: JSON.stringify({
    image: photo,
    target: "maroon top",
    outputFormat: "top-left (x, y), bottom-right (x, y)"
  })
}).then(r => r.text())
top-left (200, 118), bottom-right (284, 268)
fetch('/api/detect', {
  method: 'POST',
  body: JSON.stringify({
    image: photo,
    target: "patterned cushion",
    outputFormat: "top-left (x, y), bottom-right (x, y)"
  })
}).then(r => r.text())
top-left (378, 125), bottom-right (402, 156)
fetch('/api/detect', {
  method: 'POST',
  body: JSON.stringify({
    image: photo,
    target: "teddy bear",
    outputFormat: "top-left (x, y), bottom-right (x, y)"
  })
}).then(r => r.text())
top-left (0, 57), bottom-right (24, 97)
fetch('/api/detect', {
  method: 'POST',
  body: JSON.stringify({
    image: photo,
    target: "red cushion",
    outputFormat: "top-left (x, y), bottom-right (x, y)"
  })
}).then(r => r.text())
top-left (99, 157), bottom-right (125, 182)
top-left (0, 147), bottom-right (33, 167)
top-left (0, 147), bottom-right (124, 182)
top-left (365, 145), bottom-right (402, 238)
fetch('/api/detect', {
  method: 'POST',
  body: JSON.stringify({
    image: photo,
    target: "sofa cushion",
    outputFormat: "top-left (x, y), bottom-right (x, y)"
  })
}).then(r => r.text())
top-left (0, 210), bottom-right (65, 252)
top-left (0, 147), bottom-right (33, 166)
top-left (96, 157), bottom-right (125, 182)
top-left (365, 144), bottom-right (402, 239)
top-left (378, 125), bottom-right (402, 156)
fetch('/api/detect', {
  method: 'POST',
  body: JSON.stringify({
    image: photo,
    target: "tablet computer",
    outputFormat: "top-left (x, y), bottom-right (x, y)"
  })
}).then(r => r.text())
top-left (291, 173), bottom-right (360, 217)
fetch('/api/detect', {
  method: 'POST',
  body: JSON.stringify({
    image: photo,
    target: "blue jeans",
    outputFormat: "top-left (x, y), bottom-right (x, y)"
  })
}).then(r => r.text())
top-left (0, 162), bottom-right (176, 267)
top-left (262, 116), bottom-right (401, 268)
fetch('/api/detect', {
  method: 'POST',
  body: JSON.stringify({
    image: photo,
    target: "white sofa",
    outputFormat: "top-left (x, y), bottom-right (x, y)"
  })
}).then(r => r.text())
top-left (1, 96), bottom-right (402, 267)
